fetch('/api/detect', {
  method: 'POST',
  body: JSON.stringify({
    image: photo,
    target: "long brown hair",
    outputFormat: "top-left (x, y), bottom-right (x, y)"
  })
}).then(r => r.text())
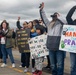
top-left (1, 20), bottom-right (9, 30)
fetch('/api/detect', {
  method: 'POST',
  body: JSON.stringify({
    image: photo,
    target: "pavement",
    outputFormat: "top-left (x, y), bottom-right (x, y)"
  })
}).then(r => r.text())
top-left (0, 49), bottom-right (70, 75)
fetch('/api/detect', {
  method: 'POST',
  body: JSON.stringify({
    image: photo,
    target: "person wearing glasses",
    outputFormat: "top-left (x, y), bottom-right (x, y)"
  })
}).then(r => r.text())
top-left (39, 2), bottom-right (65, 75)
top-left (16, 17), bottom-right (28, 68)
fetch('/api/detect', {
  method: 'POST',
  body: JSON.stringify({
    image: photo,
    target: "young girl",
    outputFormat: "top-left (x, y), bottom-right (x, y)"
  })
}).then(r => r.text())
top-left (32, 26), bottom-right (44, 75)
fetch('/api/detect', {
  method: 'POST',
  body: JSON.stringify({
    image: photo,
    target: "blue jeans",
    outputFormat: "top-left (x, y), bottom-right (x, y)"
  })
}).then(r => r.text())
top-left (70, 53), bottom-right (76, 75)
top-left (49, 50), bottom-right (65, 75)
top-left (0, 44), bottom-right (8, 59)
top-left (1, 44), bottom-right (15, 64)
top-left (0, 44), bottom-right (2, 59)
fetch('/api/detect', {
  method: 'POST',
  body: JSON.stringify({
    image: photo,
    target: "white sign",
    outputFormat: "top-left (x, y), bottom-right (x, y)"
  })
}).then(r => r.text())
top-left (28, 34), bottom-right (49, 59)
top-left (59, 25), bottom-right (76, 53)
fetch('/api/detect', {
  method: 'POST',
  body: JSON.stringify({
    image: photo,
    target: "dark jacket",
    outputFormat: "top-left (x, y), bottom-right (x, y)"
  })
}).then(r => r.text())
top-left (0, 29), bottom-right (13, 48)
top-left (66, 6), bottom-right (76, 25)
top-left (6, 30), bottom-right (13, 48)
top-left (12, 31), bottom-right (16, 39)
top-left (16, 21), bottom-right (23, 29)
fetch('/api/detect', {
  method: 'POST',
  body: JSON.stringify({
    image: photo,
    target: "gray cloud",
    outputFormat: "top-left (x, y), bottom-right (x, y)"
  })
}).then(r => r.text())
top-left (0, 0), bottom-right (76, 29)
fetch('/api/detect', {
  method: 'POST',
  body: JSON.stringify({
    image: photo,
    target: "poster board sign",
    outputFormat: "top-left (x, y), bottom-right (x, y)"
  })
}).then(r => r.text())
top-left (28, 34), bottom-right (49, 59)
top-left (16, 29), bottom-right (30, 53)
top-left (59, 25), bottom-right (76, 53)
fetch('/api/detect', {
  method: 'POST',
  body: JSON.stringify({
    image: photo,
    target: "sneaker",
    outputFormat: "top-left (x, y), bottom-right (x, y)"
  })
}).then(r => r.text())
top-left (44, 65), bottom-right (50, 69)
top-left (32, 68), bottom-right (35, 73)
top-left (46, 68), bottom-right (51, 73)
top-left (25, 66), bottom-right (26, 68)
top-left (0, 59), bottom-right (3, 63)
top-left (24, 68), bottom-right (29, 73)
top-left (33, 70), bottom-right (42, 75)
top-left (1, 63), bottom-right (7, 67)
top-left (42, 66), bottom-right (50, 71)
top-left (12, 63), bottom-right (15, 68)
top-left (19, 65), bottom-right (26, 68)
top-left (42, 67), bottom-right (51, 73)
top-left (19, 65), bottom-right (22, 68)
top-left (38, 71), bottom-right (42, 75)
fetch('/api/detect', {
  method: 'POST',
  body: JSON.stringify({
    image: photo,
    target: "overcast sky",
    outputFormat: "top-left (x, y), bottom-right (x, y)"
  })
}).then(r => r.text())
top-left (0, 0), bottom-right (76, 29)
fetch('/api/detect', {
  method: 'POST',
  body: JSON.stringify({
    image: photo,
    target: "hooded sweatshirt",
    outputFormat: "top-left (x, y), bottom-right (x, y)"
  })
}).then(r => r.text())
top-left (40, 9), bottom-right (64, 50)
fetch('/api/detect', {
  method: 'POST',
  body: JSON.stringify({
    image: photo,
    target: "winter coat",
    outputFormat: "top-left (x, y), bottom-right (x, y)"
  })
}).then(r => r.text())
top-left (0, 29), bottom-right (13, 48)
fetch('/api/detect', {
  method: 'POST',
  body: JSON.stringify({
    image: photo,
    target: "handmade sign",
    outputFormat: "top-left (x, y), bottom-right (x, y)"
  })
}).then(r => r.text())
top-left (16, 29), bottom-right (30, 53)
top-left (28, 34), bottom-right (49, 59)
top-left (59, 25), bottom-right (76, 53)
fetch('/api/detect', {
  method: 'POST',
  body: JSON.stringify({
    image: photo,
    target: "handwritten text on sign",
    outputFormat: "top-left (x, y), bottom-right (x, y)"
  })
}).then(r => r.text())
top-left (28, 34), bottom-right (49, 59)
top-left (59, 25), bottom-right (76, 53)
top-left (16, 29), bottom-right (30, 53)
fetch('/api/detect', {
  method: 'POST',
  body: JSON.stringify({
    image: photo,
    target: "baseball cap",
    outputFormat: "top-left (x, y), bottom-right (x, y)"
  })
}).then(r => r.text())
top-left (50, 12), bottom-right (58, 17)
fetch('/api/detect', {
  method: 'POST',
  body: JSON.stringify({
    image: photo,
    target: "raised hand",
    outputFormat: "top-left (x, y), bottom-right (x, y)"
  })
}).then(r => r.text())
top-left (40, 2), bottom-right (44, 10)
top-left (18, 17), bottom-right (20, 21)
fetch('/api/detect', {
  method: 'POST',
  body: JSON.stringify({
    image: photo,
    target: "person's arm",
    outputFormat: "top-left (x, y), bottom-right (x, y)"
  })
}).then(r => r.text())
top-left (6, 30), bottom-right (12, 38)
top-left (66, 6), bottom-right (76, 25)
top-left (1, 29), bottom-right (9, 36)
top-left (16, 17), bottom-right (22, 29)
top-left (39, 2), bottom-right (50, 26)
top-left (57, 13), bottom-right (67, 24)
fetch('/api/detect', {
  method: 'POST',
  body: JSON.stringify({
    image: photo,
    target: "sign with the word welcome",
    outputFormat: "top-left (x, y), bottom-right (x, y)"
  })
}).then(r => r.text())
top-left (16, 29), bottom-right (30, 53)
top-left (28, 34), bottom-right (49, 59)
top-left (59, 25), bottom-right (76, 53)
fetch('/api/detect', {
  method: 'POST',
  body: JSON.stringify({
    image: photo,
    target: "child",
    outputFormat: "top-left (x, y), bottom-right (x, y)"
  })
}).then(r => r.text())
top-left (32, 26), bottom-right (44, 75)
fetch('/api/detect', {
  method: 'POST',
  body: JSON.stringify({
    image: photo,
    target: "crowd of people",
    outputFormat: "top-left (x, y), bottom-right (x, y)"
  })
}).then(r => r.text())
top-left (0, 2), bottom-right (76, 75)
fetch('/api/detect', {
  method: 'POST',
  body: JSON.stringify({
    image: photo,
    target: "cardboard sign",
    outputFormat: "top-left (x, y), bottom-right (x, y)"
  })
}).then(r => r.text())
top-left (28, 34), bottom-right (49, 59)
top-left (59, 25), bottom-right (76, 53)
top-left (16, 29), bottom-right (30, 53)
